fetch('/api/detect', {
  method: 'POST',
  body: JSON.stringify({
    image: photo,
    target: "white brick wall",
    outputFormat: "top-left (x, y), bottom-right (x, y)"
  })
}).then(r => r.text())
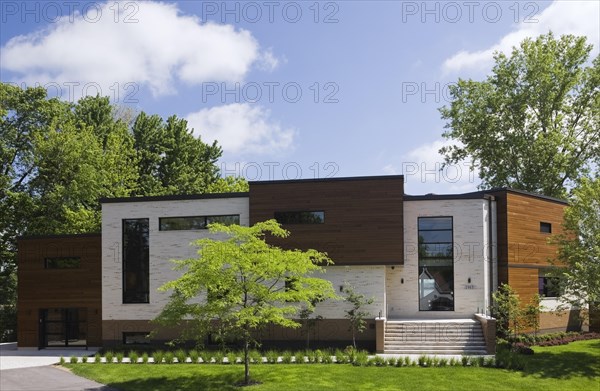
top-left (386, 199), bottom-right (491, 319)
top-left (313, 266), bottom-right (386, 319)
top-left (101, 197), bottom-right (249, 320)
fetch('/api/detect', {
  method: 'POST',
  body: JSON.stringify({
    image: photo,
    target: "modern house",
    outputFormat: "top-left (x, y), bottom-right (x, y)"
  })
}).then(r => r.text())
top-left (17, 175), bottom-right (577, 353)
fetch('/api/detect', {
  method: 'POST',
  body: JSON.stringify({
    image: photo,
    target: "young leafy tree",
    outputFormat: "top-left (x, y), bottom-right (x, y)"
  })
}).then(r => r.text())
top-left (552, 176), bottom-right (600, 329)
top-left (440, 33), bottom-right (599, 198)
top-left (523, 294), bottom-right (543, 337)
top-left (491, 284), bottom-right (523, 340)
top-left (154, 220), bottom-right (336, 386)
top-left (298, 302), bottom-right (323, 349)
top-left (342, 284), bottom-right (374, 349)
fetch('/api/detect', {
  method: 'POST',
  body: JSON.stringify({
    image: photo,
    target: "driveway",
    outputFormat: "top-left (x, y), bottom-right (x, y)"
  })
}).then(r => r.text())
top-left (1, 343), bottom-right (115, 391)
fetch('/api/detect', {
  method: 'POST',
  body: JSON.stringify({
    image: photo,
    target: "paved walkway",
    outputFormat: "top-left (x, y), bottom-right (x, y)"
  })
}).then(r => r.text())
top-left (0, 342), bottom-right (98, 370)
top-left (1, 343), bottom-right (114, 391)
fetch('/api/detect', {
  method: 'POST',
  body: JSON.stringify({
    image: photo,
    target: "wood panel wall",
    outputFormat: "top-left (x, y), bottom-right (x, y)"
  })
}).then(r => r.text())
top-left (249, 177), bottom-right (404, 265)
top-left (493, 190), bottom-right (567, 305)
top-left (17, 234), bottom-right (102, 347)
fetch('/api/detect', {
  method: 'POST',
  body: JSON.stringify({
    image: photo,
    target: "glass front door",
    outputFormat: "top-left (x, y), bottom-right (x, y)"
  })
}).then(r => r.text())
top-left (39, 308), bottom-right (87, 348)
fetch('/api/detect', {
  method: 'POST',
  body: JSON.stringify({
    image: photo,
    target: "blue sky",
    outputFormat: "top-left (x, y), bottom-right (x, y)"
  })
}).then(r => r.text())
top-left (1, 1), bottom-right (598, 194)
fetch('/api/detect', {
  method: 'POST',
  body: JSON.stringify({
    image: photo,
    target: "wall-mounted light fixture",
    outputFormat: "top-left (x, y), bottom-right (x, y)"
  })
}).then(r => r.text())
top-left (401, 278), bottom-right (404, 284)
top-left (468, 277), bottom-right (472, 284)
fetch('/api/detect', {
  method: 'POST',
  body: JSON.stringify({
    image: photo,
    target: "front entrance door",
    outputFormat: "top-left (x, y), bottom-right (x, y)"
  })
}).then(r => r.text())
top-left (39, 308), bottom-right (87, 348)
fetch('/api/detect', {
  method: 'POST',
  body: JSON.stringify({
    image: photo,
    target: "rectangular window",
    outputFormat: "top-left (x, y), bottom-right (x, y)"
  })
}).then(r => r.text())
top-left (123, 219), bottom-right (150, 304)
top-left (159, 215), bottom-right (240, 231)
top-left (418, 217), bottom-right (454, 311)
top-left (123, 332), bottom-right (150, 345)
top-left (274, 211), bottom-right (324, 224)
top-left (539, 275), bottom-right (561, 297)
top-left (540, 222), bottom-right (552, 233)
top-left (44, 257), bottom-right (81, 269)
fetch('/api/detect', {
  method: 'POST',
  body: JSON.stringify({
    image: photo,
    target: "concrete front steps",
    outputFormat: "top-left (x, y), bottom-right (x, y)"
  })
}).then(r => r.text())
top-left (384, 319), bottom-right (487, 355)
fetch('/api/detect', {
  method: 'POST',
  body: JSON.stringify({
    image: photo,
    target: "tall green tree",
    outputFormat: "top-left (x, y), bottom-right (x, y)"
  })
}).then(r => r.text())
top-left (440, 33), bottom-right (599, 198)
top-left (154, 220), bottom-right (336, 386)
top-left (0, 83), bottom-right (243, 341)
top-left (131, 113), bottom-right (223, 196)
top-left (553, 177), bottom-right (600, 325)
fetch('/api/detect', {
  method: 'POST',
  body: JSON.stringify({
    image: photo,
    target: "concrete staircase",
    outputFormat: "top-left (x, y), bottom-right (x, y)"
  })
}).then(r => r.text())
top-left (384, 319), bottom-right (488, 355)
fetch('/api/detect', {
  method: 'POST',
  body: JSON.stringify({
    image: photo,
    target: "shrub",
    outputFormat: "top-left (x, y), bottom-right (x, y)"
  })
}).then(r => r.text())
top-left (175, 349), bottom-right (187, 364)
top-left (69, 355), bottom-right (78, 364)
top-left (512, 342), bottom-right (534, 355)
top-left (265, 350), bottom-right (278, 364)
top-left (385, 357), bottom-right (397, 366)
top-left (484, 356), bottom-right (495, 367)
top-left (313, 349), bottom-right (324, 363)
top-left (213, 351), bottom-right (225, 364)
top-left (322, 352), bottom-right (334, 364)
top-left (226, 352), bottom-right (238, 365)
top-left (281, 351), bottom-right (293, 364)
top-left (128, 351), bottom-right (138, 364)
top-left (449, 357), bottom-right (457, 366)
top-left (199, 351), bottom-right (211, 364)
top-left (461, 356), bottom-right (470, 366)
top-left (152, 350), bottom-right (164, 364)
top-left (403, 356), bottom-right (412, 367)
top-left (115, 352), bottom-right (124, 364)
top-left (164, 351), bottom-right (175, 364)
top-left (188, 350), bottom-right (199, 364)
top-left (369, 356), bottom-right (386, 366)
top-left (418, 355), bottom-right (427, 367)
top-left (294, 351), bottom-right (305, 364)
top-left (352, 350), bottom-right (369, 366)
top-left (81, 355), bottom-right (88, 364)
top-left (250, 350), bottom-right (263, 364)
top-left (59, 356), bottom-right (65, 365)
top-left (104, 351), bottom-right (114, 364)
top-left (141, 352), bottom-right (149, 364)
top-left (438, 358), bottom-right (448, 367)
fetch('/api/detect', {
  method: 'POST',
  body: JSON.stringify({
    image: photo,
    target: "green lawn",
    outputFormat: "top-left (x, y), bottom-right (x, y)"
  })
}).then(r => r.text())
top-left (66, 340), bottom-right (600, 391)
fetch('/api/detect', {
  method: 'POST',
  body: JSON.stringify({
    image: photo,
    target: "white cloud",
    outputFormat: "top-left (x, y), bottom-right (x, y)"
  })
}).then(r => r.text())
top-left (0, 1), bottom-right (277, 97)
top-left (384, 139), bottom-right (480, 194)
top-left (442, 1), bottom-right (600, 75)
top-left (186, 103), bottom-right (294, 156)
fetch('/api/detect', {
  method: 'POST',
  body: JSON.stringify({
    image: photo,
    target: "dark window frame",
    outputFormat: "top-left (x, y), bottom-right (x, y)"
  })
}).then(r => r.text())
top-left (418, 216), bottom-right (454, 312)
top-left (122, 218), bottom-right (150, 304)
top-left (540, 222), bottom-right (552, 234)
top-left (538, 275), bottom-right (561, 298)
top-left (159, 215), bottom-right (240, 231)
top-left (44, 257), bottom-right (81, 269)
top-left (122, 332), bottom-right (151, 345)
top-left (274, 211), bottom-right (325, 224)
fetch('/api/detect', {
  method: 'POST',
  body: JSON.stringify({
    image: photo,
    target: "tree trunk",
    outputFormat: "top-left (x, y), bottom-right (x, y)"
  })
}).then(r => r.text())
top-left (244, 340), bottom-right (250, 385)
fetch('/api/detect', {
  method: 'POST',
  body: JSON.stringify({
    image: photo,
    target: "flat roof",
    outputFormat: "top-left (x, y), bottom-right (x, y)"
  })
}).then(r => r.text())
top-left (100, 192), bottom-right (249, 204)
top-left (249, 175), bottom-right (404, 185)
top-left (17, 233), bottom-right (101, 240)
top-left (405, 188), bottom-right (568, 205)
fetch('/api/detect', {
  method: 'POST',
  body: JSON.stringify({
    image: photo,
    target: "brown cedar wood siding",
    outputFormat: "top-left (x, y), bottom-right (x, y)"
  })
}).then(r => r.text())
top-left (249, 177), bottom-right (404, 265)
top-left (17, 234), bottom-right (102, 347)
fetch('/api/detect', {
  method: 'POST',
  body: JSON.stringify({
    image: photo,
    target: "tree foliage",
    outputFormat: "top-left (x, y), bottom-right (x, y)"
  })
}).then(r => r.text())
top-left (0, 82), bottom-right (247, 342)
top-left (553, 177), bottom-right (600, 315)
top-left (440, 33), bottom-right (599, 198)
top-left (154, 220), bottom-right (336, 385)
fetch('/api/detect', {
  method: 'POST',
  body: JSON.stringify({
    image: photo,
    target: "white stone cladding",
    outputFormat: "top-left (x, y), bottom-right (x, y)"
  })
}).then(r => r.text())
top-left (101, 197), bottom-right (250, 321)
top-left (313, 265), bottom-right (386, 319)
top-left (386, 199), bottom-right (492, 319)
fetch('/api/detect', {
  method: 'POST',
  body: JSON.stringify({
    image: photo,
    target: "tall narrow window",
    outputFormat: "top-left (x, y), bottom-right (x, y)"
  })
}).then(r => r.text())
top-left (418, 217), bottom-right (454, 311)
top-left (123, 219), bottom-right (149, 303)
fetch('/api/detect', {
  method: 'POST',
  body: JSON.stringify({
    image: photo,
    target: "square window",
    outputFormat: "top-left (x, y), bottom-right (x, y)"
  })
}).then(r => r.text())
top-left (540, 222), bottom-right (552, 233)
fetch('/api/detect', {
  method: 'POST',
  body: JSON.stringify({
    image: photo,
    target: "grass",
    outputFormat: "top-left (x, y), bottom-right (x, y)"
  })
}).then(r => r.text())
top-left (65, 340), bottom-right (599, 391)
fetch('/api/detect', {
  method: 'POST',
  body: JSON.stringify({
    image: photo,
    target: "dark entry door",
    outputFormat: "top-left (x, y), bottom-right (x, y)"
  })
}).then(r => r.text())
top-left (39, 308), bottom-right (87, 348)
